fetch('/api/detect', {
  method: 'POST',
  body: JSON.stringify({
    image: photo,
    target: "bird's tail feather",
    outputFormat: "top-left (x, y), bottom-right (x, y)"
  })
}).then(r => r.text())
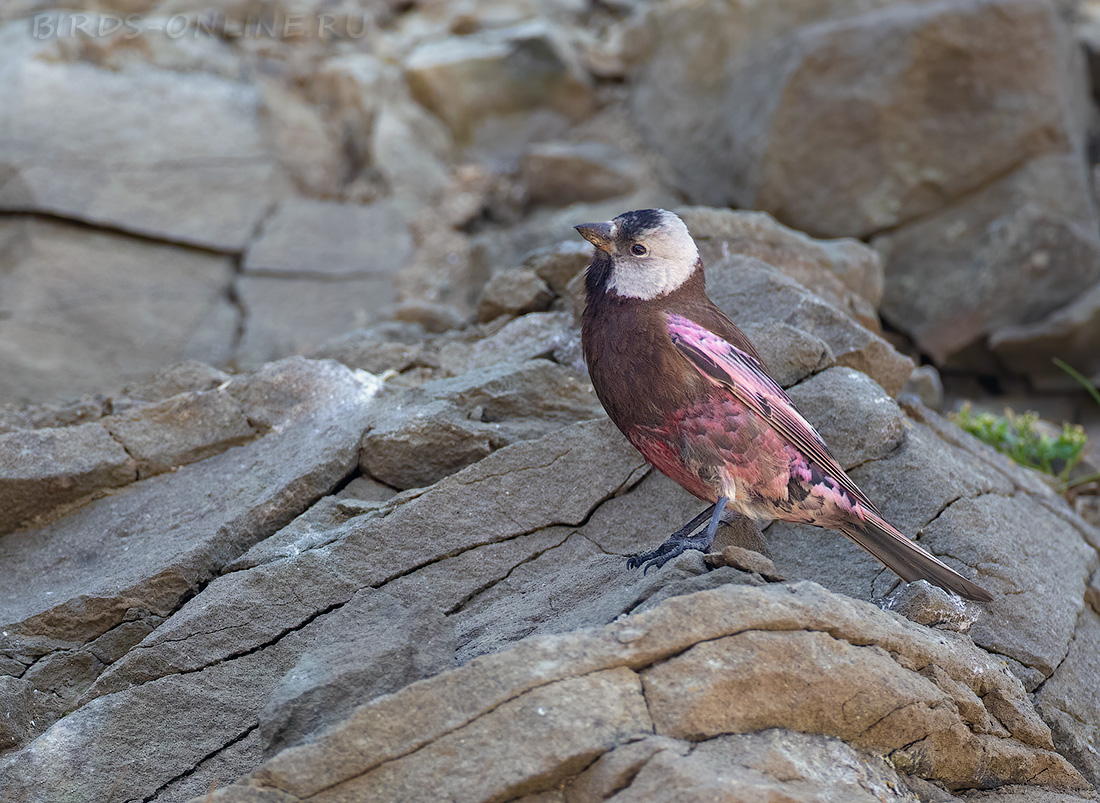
top-left (839, 513), bottom-right (992, 602)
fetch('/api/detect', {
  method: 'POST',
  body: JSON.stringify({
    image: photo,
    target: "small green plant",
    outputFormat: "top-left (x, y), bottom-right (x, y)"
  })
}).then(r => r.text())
top-left (952, 403), bottom-right (1087, 491)
top-left (1053, 358), bottom-right (1100, 491)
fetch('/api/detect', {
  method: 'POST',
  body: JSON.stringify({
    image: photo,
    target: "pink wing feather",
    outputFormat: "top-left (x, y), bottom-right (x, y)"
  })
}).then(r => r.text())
top-left (665, 313), bottom-right (879, 515)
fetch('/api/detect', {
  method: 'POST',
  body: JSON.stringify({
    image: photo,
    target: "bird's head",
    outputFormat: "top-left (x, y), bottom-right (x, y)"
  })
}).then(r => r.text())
top-left (574, 208), bottom-right (700, 301)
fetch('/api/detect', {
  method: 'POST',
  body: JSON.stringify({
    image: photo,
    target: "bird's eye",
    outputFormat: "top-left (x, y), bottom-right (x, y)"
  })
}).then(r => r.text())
top-left (630, 243), bottom-right (648, 256)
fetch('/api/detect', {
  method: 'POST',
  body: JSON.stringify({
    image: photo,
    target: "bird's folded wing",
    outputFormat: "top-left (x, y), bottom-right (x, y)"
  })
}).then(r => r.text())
top-left (665, 312), bottom-right (881, 517)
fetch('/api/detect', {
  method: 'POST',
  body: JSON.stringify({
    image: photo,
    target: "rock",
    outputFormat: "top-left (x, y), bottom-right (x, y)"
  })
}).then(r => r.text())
top-left (360, 359), bottom-right (602, 489)
top-left (900, 365), bottom-right (945, 412)
top-left (0, 218), bottom-right (237, 405)
top-left (523, 239), bottom-right (592, 295)
top-left (0, 358), bottom-right (379, 750)
top-left (256, 80), bottom-right (347, 198)
top-left (309, 321), bottom-right (435, 376)
top-left (678, 207), bottom-right (884, 330)
top-left (990, 280), bottom-right (1100, 390)
top-left (446, 311), bottom-right (576, 372)
top-left (260, 590), bottom-right (456, 755)
top-left (783, 367), bottom-right (906, 469)
top-left (521, 141), bottom-right (639, 206)
top-left (704, 545), bottom-right (782, 581)
top-left (1035, 606), bottom-right (1100, 786)
top-left (405, 20), bottom-right (593, 142)
top-left (477, 268), bottom-right (555, 322)
top-left (0, 422), bottom-right (136, 536)
top-left (706, 254), bottom-right (913, 394)
top-left (883, 581), bottom-right (981, 633)
top-left (103, 387), bottom-right (257, 478)
top-left (876, 155), bottom-right (1100, 366)
top-left (927, 494), bottom-right (1096, 681)
top-left (0, 24), bottom-right (290, 250)
top-left (393, 299), bottom-right (468, 333)
top-left (197, 582), bottom-right (1086, 802)
top-left (371, 89), bottom-right (456, 201)
top-left (121, 360), bottom-right (232, 404)
top-left (609, 730), bottom-right (922, 803)
top-left (235, 275), bottom-right (399, 368)
top-left (243, 198), bottom-right (413, 278)
top-left (361, 398), bottom-right (494, 489)
top-left (632, 0), bottom-right (1089, 239)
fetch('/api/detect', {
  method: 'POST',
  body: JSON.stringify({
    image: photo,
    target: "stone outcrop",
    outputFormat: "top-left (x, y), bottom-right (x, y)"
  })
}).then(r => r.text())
top-left (2, 0), bottom-right (1100, 800)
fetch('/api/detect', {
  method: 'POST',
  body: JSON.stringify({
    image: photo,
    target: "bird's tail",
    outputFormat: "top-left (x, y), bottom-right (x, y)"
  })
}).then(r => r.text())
top-left (839, 512), bottom-right (992, 602)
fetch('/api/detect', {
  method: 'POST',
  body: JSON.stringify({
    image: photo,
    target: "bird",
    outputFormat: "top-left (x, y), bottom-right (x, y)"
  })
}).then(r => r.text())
top-left (574, 208), bottom-right (992, 602)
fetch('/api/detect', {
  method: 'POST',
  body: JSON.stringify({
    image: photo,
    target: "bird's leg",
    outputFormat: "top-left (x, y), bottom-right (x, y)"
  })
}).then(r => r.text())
top-left (627, 497), bottom-right (730, 575)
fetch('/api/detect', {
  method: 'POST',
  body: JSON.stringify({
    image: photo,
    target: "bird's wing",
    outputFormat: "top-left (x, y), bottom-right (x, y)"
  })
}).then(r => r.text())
top-left (665, 312), bottom-right (881, 516)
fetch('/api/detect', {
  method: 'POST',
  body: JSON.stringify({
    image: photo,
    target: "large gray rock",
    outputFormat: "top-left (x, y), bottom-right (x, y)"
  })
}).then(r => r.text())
top-left (706, 254), bottom-right (914, 394)
top-left (876, 155), bottom-right (1100, 366)
top-left (0, 358), bottom-right (379, 751)
top-left (990, 280), bottom-right (1100, 390)
top-left (195, 582), bottom-right (1087, 802)
top-left (6, 417), bottom-right (645, 801)
top-left (0, 422), bottom-right (136, 535)
top-left (359, 359), bottom-right (603, 489)
top-left (0, 23), bottom-right (290, 250)
top-left (405, 20), bottom-right (594, 142)
top-left (632, 0), bottom-right (1088, 239)
top-left (0, 218), bottom-right (237, 405)
top-left (679, 206), bottom-right (884, 331)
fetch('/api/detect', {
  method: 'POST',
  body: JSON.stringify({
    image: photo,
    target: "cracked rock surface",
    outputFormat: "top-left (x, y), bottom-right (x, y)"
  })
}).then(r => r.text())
top-left (1, 211), bottom-right (1098, 802)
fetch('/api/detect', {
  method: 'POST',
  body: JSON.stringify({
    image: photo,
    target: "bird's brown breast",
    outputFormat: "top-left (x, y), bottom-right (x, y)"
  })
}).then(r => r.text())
top-left (581, 268), bottom-right (760, 434)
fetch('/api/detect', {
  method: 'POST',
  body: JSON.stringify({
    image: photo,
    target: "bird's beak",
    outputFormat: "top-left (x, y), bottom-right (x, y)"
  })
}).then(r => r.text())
top-left (574, 221), bottom-right (614, 252)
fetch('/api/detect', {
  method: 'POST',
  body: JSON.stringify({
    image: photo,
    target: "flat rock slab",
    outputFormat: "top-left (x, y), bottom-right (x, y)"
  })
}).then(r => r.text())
top-left (0, 218), bottom-right (237, 405)
top-left (243, 198), bottom-right (413, 278)
top-left (0, 24), bottom-right (289, 250)
top-left (0, 358), bottom-right (379, 746)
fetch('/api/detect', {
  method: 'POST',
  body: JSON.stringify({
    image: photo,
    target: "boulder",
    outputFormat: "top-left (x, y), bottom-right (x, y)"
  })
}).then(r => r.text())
top-left (405, 20), bottom-right (594, 141)
top-left (103, 387), bottom-right (256, 478)
top-left (990, 281), bottom-right (1100, 390)
top-left (875, 155), bottom-right (1100, 366)
top-left (360, 359), bottom-right (603, 489)
top-left (0, 218), bottom-right (237, 405)
top-left (523, 239), bottom-right (592, 295)
top-left (0, 422), bottom-right (136, 535)
top-left (520, 141), bottom-right (639, 206)
top-left (706, 254), bottom-right (913, 394)
top-left (679, 207), bottom-right (885, 331)
top-left (631, 0), bottom-right (1088, 239)
top-left (477, 268), bottom-right (555, 321)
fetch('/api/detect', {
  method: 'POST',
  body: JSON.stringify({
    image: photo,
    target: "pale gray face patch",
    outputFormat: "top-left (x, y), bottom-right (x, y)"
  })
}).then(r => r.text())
top-left (608, 209), bottom-right (699, 300)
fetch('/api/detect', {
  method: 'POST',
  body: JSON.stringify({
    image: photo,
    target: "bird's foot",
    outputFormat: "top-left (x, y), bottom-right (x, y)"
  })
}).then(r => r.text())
top-left (626, 496), bottom-right (730, 575)
top-left (626, 529), bottom-right (720, 574)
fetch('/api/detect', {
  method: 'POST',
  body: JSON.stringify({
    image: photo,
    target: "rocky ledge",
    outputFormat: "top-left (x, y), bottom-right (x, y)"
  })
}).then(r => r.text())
top-left (0, 210), bottom-right (1098, 803)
